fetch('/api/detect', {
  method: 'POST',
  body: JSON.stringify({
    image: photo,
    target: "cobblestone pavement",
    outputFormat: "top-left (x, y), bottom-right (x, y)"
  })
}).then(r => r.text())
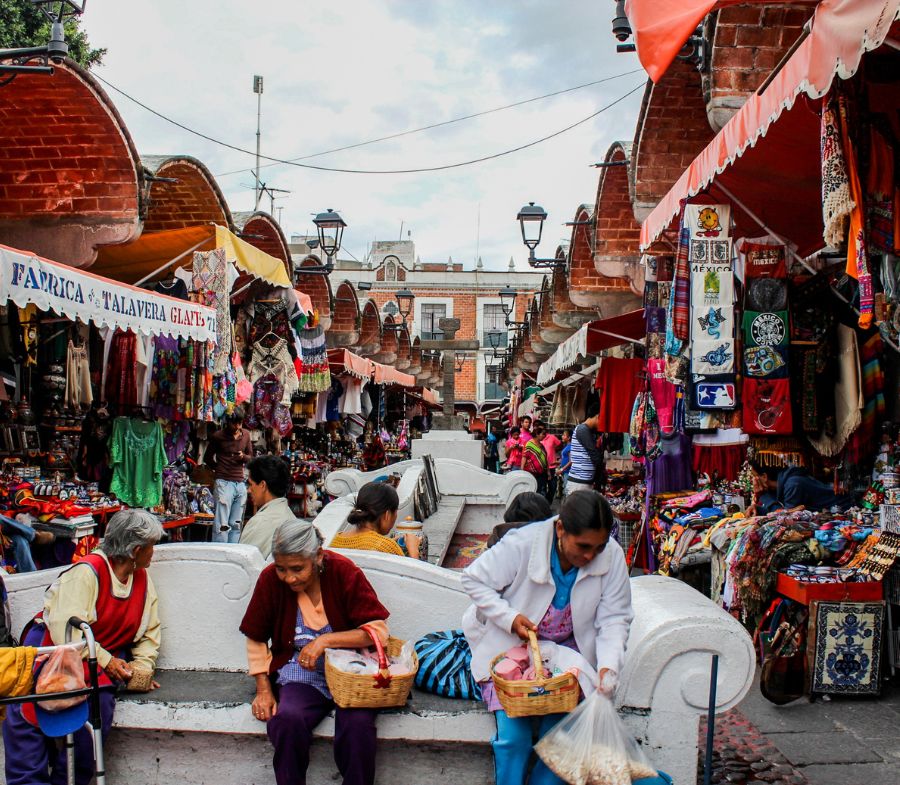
top-left (697, 673), bottom-right (900, 785)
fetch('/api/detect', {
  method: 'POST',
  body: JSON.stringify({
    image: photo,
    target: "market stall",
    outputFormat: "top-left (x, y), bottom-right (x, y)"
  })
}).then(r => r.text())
top-left (0, 242), bottom-right (220, 566)
top-left (620, 0), bottom-right (900, 698)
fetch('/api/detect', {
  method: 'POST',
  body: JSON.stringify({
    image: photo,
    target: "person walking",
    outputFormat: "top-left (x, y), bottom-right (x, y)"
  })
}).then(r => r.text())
top-left (539, 424), bottom-right (562, 503)
top-left (557, 429), bottom-right (572, 498)
top-left (207, 407), bottom-right (251, 543)
top-left (566, 406), bottom-right (604, 496)
top-left (523, 427), bottom-right (549, 497)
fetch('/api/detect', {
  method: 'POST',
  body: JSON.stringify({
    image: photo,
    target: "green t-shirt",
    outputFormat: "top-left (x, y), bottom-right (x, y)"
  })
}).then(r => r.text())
top-left (109, 417), bottom-right (168, 508)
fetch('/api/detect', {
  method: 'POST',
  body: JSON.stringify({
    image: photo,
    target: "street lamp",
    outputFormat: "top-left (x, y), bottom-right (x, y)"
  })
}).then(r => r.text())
top-left (516, 202), bottom-right (566, 269)
top-left (498, 286), bottom-right (527, 328)
top-left (396, 289), bottom-right (415, 323)
top-left (302, 208), bottom-right (346, 273)
top-left (455, 353), bottom-right (469, 373)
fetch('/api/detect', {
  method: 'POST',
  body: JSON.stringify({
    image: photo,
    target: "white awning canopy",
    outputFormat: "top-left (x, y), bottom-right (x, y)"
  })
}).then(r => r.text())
top-left (0, 244), bottom-right (218, 343)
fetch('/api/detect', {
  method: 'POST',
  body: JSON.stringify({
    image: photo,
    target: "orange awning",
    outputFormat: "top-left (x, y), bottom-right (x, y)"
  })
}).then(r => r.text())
top-left (625, 0), bottom-right (801, 83)
top-left (94, 225), bottom-right (292, 288)
top-left (327, 348), bottom-right (373, 380)
top-left (371, 361), bottom-right (416, 387)
top-left (640, 0), bottom-right (900, 252)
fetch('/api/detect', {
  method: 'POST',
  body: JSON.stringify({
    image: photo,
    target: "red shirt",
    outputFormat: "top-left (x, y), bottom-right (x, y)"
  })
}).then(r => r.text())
top-left (541, 434), bottom-right (562, 468)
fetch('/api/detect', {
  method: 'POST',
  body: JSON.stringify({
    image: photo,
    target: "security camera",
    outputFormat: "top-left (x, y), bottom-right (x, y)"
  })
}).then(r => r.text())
top-left (612, 0), bottom-right (632, 43)
top-left (47, 21), bottom-right (68, 63)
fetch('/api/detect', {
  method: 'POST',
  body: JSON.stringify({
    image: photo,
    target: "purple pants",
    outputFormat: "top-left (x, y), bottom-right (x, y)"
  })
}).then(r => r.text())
top-left (267, 682), bottom-right (378, 785)
top-left (2, 690), bottom-right (115, 785)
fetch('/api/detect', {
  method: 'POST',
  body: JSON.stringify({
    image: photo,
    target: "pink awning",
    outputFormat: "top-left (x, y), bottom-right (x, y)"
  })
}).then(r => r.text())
top-left (327, 348), bottom-right (372, 380)
top-left (625, 1), bottom-right (803, 83)
top-left (640, 0), bottom-right (900, 251)
top-left (371, 361), bottom-right (416, 387)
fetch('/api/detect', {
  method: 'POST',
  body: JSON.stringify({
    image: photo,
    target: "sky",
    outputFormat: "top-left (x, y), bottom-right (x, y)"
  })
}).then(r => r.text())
top-left (83, 1), bottom-right (645, 271)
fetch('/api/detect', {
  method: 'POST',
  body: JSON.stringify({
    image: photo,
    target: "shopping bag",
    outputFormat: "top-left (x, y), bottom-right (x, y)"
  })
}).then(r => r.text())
top-left (413, 630), bottom-right (481, 701)
top-left (35, 643), bottom-right (87, 711)
top-left (535, 691), bottom-right (657, 785)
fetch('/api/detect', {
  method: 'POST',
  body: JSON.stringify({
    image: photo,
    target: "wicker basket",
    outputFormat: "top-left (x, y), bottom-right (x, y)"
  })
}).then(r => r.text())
top-left (325, 625), bottom-right (418, 709)
top-left (490, 630), bottom-right (580, 718)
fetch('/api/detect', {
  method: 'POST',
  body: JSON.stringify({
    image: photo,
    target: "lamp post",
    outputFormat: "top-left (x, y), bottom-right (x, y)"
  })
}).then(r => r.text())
top-left (300, 209), bottom-right (347, 274)
top-left (515, 202), bottom-right (566, 269)
top-left (498, 286), bottom-right (528, 329)
top-left (396, 288), bottom-right (415, 325)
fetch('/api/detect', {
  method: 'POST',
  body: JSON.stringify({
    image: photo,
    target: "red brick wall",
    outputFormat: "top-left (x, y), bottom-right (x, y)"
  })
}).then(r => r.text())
top-left (359, 300), bottom-right (382, 351)
top-left (567, 204), bottom-right (633, 307)
top-left (707, 4), bottom-right (815, 129)
top-left (143, 159), bottom-right (230, 231)
top-left (331, 281), bottom-right (359, 334)
top-left (0, 63), bottom-right (141, 265)
top-left (238, 214), bottom-right (290, 266)
top-left (593, 145), bottom-right (642, 279)
top-left (295, 262), bottom-right (332, 323)
top-left (358, 283), bottom-right (534, 401)
top-left (632, 58), bottom-right (715, 216)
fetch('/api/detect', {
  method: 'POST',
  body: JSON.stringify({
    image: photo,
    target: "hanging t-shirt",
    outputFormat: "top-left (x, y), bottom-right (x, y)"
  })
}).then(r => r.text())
top-left (743, 311), bottom-right (789, 349)
top-left (109, 417), bottom-right (168, 508)
top-left (647, 358), bottom-right (677, 432)
top-left (594, 357), bottom-right (643, 433)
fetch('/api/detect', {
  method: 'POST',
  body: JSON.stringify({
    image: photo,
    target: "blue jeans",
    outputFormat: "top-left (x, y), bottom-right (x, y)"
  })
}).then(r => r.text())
top-left (213, 480), bottom-right (247, 544)
top-left (493, 710), bottom-right (566, 785)
top-left (1, 514), bottom-right (36, 572)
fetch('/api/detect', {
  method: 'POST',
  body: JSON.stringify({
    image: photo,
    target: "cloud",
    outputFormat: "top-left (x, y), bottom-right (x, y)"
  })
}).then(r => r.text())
top-left (84, 0), bottom-right (643, 269)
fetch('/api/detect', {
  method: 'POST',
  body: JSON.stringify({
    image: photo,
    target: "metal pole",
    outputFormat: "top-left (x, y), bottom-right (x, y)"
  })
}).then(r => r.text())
top-left (704, 654), bottom-right (719, 785)
top-left (715, 182), bottom-right (900, 355)
top-left (255, 84), bottom-right (263, 211)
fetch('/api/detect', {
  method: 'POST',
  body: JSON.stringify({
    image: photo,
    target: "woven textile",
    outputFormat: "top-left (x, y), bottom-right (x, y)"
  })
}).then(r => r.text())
top-left (809, 600), bottom-right (884, 696)
top-left (821, 94), bottom-right (853, 249)
top-left (192, 249), bottom-right (232, 374)
top-left (672, 225), bottom-right (691, 342)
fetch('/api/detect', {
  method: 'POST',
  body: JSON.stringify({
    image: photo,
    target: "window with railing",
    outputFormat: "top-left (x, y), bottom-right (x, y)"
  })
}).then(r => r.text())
top-left (421, 303), bottom-right (446, 340)
top-left (482, 303), bottom-right (508, 348)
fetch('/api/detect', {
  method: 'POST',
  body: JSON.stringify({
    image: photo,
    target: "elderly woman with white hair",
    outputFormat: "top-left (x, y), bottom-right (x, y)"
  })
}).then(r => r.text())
top-left (240, 517), bottom-right (391, 785)
top-left (3, 508), bottom-right (165, 785)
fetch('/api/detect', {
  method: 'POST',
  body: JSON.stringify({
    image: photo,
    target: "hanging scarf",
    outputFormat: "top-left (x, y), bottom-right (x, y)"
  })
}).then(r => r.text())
top-left (867, 127), bottom-right (895, 254)
top-left (821, 93), bottom-right (853, 249)
top-left (672, 224), bottom-right (691, 342)
top-left (836, 93), bottom-right (873, 328)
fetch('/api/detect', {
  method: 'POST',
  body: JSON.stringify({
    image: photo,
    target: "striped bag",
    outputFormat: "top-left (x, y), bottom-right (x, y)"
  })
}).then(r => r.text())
top-left (413, 630), bottom-right (481, 701)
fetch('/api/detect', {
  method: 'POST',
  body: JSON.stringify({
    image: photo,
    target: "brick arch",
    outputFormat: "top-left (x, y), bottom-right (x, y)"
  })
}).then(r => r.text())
top-left (550, 258), bottom-right (595, 333)
top-left (374, 315), bottom-right (399, 365)
top-left (297, 258), bottom-right (333, 330)
top-left (524, 299), bottom-right (552, 363)
top-left (141, 155), bottom-right (232, 232)
top-left (232, 210), bottom-right (291, 272)
top-left (408, 337), bottom-right (423, 376)
top-left (707, 5), bottom-right (815, 131)
top-left (328, 281), bottom-right (360, 349)
top-left (357, 300), bottom-right (382, 357)
top-left (539, 275), bottom-right (572, 344)
top-left (0, 59), bottom-right (144, 266)
top-left (593, 142), bottom-right (643, 293)
top-left (631, 58), bottom-right (715, 222)
top-left (395, 326), bottom-right (411, 371)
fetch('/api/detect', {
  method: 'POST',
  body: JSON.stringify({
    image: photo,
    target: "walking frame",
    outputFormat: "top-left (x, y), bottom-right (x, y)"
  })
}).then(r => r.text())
top-left (0, 617), bottom-right (106, 785)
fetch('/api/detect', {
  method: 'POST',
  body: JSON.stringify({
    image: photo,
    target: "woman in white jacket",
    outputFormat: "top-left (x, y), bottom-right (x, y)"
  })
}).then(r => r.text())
top-left (461, 490), bottom-right (633, 785)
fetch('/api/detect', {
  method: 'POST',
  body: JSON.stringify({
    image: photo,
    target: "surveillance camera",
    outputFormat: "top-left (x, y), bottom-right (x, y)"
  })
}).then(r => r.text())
top-left (612, 1), bottom-right (632, 43)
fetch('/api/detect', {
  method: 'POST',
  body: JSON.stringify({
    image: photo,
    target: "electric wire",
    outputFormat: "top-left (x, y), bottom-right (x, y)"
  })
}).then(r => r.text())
top-left (93, 72), bottom-right (645, 176)
top-left (213, 68), bottom-right (645, 177)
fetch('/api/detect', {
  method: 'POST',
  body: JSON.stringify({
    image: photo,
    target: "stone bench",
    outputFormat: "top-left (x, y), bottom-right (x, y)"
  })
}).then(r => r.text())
top-left (3, 544), bottom-right (755, 784)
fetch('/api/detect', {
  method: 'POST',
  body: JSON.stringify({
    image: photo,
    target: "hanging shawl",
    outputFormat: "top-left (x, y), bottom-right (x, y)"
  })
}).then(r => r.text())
top-left (836, 94), bottom-right (874, 328)
top-left (821, 94), bottom-right (853, 249)
top-left (672, 223), bottom-right (691, 342)
top-left (808, 324), bottom-right (863, 457)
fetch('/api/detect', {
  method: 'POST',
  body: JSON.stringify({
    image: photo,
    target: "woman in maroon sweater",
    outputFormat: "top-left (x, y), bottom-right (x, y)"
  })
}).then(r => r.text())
top-left (240, 518), bottom-right (390, 785)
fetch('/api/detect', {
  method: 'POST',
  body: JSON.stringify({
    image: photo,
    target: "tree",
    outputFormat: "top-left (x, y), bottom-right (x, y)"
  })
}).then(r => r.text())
top-left (0, 0), bottom-right (105, 68)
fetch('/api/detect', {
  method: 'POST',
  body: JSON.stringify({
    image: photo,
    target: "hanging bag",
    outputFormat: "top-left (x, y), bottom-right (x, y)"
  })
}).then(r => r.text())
top-left (35, 643), bottom-right (87, 711)
top-left (535, 691), bottom-right (658, 785)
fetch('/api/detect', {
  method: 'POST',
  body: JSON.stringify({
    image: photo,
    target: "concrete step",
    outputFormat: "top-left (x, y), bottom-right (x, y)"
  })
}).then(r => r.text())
top-left (423, 497), bottom-right (467, 567)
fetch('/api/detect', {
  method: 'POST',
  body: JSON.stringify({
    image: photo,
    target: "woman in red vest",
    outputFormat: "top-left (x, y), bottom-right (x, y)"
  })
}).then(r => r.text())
top-left (240, 517), bottom-right (391, 785)
top-left (3, 509), bottom-right (164, 785)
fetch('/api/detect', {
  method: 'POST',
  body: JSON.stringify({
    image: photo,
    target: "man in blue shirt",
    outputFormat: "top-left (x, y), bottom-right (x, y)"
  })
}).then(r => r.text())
top-left (558, 429), bottom-right (572, 497)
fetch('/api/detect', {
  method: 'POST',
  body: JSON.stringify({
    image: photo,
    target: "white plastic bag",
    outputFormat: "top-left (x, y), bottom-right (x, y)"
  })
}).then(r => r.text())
top-left (534, 692), bottom-right (657, 785)
top-left (325, 649), bottom-right (377, 675)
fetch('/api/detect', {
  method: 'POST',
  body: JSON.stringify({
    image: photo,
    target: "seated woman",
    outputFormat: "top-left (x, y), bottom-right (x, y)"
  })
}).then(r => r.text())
top-left (463, 491), bottom-right (648, 785)
top-left (240, 518), bottom-right (391, 785)
top-left (330, 482), bottom-right (421, 558)
top-left (3, 509), bottom-right (163, 785)
top-left (240, 455), bottom-right (293, 559)
top-left (487, 491), bottom-right (553, 548)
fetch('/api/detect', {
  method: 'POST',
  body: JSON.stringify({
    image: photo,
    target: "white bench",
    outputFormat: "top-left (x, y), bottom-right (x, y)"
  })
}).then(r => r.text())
top-left (3, 544), bottom-right (755, 784)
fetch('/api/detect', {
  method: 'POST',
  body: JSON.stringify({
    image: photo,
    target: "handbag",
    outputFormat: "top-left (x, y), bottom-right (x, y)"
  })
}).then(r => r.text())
top-left (759, 603), bottom-right (808, 705)
top-left (413, 630), bottom-right (481, 701)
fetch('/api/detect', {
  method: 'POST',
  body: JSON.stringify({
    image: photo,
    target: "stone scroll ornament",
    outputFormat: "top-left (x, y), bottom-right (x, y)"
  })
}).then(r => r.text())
top-left (688, 223), bottom-right (737, 411)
